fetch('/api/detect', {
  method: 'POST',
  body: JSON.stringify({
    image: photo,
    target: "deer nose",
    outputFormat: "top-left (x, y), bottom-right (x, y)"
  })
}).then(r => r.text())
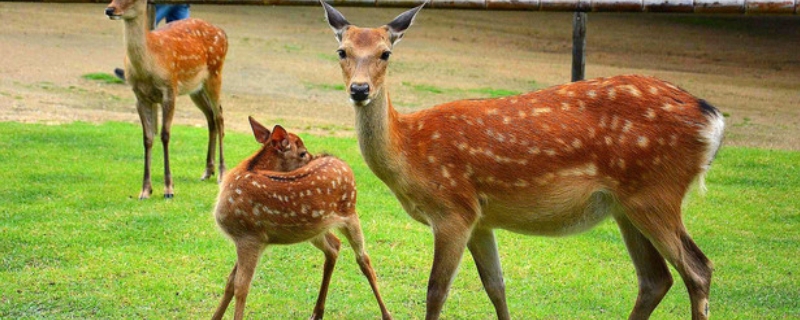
top-left (350, 83), bottom-right (370, 102)
top-left (105, 7), bottom-right (116, 17)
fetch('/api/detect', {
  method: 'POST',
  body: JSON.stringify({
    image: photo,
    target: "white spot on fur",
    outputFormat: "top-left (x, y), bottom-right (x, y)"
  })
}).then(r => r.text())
top-left (622, 120), bottom-right (633, 133)
top-left (557, 163), bottom-right (598, 177)
top-left (637, 136), bottom-right (649, 148)
top-left (646, 109), bottom-right (657, 120)
top-left (532, 108), bottom-right (551, 115)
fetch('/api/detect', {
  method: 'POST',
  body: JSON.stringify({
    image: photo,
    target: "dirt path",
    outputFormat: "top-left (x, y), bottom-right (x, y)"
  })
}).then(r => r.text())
top-left (1, 3), bottom-right (798, 149)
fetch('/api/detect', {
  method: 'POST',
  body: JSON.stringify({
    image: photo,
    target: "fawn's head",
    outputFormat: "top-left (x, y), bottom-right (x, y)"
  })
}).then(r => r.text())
top-left (105, 0), bottom-right (146, 20)
top-left (321, 1), bottom-right (425, 106)
top-left (247, 116), bottom-right (312, 172)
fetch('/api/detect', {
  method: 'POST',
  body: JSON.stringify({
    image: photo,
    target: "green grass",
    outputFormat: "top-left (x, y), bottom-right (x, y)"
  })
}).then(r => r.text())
top-left (81, 73), bottom-right (124, 85)
top-left (306, 82), bottom-right (346, 92)
top-left (401, 81), bottom-right (525, 99)
top-left (1, 122), bottom-right (798, 319)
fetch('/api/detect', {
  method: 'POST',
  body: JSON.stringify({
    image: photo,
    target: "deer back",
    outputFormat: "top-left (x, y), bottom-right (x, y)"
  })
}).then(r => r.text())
top-left (141, 18), bottom-right (227, 93)
top-left (385, 75), bottom-right (723, 232)
top-left (215, 155), bottom-right (357, 244)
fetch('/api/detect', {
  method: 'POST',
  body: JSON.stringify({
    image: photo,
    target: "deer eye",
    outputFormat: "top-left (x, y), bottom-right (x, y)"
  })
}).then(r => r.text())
top-left (380, 51), bottom-right (392, 61)
top-left (337, 49), bottom-right (347, 59)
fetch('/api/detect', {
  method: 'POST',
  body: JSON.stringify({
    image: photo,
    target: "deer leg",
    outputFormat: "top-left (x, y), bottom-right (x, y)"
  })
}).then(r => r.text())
top-left (467, 227), bottom-right (510, 320)
top-left (205, 76), bottom-right (226, 183)
top-left (426, 218), bottom-right (473, 320)
top-left (211, 263), bottom-right (238, 320)
top-left (231, 239), bottom-right (265, 320)
top-left (614, 214), bottom-right (673, 320)
top-left (620, 200), bottom-right (713, 320)
top-left (309, 231), bottom-right (341, 320)
top-left (136, 100), bottom-right (157, 200)
top-left (190, 91), bottom-right (217, 181)
top-left (160, 93), bottom-right (176, 199)
top-left (340, 217), bottom-right (392, 320)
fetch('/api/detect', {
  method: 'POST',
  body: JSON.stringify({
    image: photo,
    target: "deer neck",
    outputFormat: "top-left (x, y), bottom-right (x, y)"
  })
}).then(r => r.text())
top-left (122, 9), bottom-right (152, 74)
top-left (353, 88), bottom-right (406, 184)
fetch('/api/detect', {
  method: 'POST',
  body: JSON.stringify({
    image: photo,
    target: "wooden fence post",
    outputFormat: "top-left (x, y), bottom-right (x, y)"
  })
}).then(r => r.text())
top-left (571, 11), bottom-right (587, 82)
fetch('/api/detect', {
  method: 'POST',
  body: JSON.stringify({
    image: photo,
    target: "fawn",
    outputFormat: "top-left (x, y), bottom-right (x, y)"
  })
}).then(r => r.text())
top-left (106, 0), bottom-right (227, 199)
top-left (321, 2), bottom-right (724, 319)
top-left (211, 117), bottom-right (392, 320)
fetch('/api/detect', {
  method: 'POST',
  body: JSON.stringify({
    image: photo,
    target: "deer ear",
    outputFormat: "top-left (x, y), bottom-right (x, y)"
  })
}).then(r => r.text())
top-left (321, 0), bottom-right (350, 43)
top-left (386, 2), bottom-right (426, 46)
top-left (249, 116), bottom-right (270, 144)
top-left (270, 125), bottom-right (290, 151)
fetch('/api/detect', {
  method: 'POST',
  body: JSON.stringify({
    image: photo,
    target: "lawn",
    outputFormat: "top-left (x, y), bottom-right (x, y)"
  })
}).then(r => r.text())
top-left (1, 121), bottom-right (798, 319)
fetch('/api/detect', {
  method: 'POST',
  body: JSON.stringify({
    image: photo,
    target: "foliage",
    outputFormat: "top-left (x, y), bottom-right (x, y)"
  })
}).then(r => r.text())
top-left (1, 122), bottom-right (798, 319)
top-left (81, 73), bottom-right (124, 85)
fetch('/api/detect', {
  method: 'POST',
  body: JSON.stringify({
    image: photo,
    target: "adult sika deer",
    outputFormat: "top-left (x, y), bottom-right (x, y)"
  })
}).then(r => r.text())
top-left (211, 117), bottom-right (392, 320)
top-left (106, 0), bottom-right (227, 199)
top-left (321, 2), bottom-right (724, 319)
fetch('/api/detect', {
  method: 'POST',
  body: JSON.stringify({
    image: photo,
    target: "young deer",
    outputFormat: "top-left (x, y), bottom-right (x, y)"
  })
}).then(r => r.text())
top-left (321, 2), bottom-right (725, 320)
top-left (211, 117), bottom-right (392, 320)
top-left (105, 0), bottom-right (227, 199)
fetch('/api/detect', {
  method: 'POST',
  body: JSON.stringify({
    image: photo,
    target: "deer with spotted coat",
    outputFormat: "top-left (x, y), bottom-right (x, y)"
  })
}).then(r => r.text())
top-left (321, 2), bottom-right (724, 320)
top-left (106, 0), bottom-right (227, 199)
top-left (211, 117), bottom-right (392, 320)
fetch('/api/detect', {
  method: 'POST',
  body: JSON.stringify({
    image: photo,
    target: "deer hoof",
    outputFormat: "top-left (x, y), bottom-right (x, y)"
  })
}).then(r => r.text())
top-left (138, 189), bottom-right (152, 200)
top-left (164, 193), bottom-right (174, 199)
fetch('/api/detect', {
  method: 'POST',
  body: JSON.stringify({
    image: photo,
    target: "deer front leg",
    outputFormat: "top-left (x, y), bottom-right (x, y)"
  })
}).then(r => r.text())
top-left (160, 91), bottom-right (176, 198)
top-left (212, 263), bottom-right (238, 320)
top-left (426, 218), bottom-right (473, 320)
top-left (467, 227), bottom-right (510, 320)
top-left (309, 232), bottom-right (341, 320)
top-left (136, 100), bottom-right (157, 200)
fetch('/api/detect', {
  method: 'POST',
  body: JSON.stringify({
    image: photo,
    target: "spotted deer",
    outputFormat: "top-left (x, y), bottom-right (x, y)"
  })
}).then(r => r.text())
top-left (105, 0), bottom-right (227, 199)
top-left (321, 2), bottom-right (725, 320)
top-left (211, 117), bottom-right (392, 320)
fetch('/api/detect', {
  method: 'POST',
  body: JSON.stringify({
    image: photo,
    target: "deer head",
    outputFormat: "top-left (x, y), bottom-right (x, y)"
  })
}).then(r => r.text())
top-left (247, 116), bottom-right (312, 172)
top-left (105, 0), bottom-right (145, 20)
top-left (322, 0), bottom-right (425, 106)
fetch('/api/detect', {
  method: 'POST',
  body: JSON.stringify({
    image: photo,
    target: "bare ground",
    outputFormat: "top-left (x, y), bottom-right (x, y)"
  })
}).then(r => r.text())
top-left (1, 3), bottom-right (798, 149)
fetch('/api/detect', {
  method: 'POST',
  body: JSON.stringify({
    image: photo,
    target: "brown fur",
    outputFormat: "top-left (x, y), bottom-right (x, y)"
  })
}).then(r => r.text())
top-left (322, 3), bottom-right (724, 320)
top-left (211, 117), bottom-right (392, 320)
top-left (106, 0), bottom-right (228, 199)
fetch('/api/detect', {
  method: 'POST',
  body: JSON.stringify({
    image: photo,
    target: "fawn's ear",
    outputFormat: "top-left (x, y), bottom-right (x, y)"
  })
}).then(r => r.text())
top-left (385, 2), bottom-right (426, 46)
top-left (249, 116), bottom-right (270, 144)
top-left (321, 0), bottom-right (350, 43)
top-left (270, 125), bottom-right (290, 152)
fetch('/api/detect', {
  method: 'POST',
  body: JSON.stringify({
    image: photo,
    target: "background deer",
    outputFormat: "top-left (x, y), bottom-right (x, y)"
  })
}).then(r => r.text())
top-left (106, 0), bottom-right (227, 199)
top-left (321, 2), bottom-right (725, 319)
top-left (212, 117), bottom-right (392, 320)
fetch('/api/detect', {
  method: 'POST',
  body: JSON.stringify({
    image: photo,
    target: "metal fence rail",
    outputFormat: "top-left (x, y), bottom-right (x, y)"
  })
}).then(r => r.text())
top-left (24, 0), bottom-right (800, 14)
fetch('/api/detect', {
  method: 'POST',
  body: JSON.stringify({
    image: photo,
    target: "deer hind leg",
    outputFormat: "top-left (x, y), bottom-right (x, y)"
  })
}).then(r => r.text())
top-left (619, 198), bottom-right (713, 320)
top-left (211, 263), bottom-right (238, 320)
top-left (309, 231), bottom-right (342, 320)
top-left (614, 214), bottom-right (674, 320)
top-left (467, 227), bottom-right (510, 320)
top-left (205, 75), bottom-right (225, 182)
top-left (190, 90), bottom-right (217, 181)
top-left (135, 100), bottom-right (157, 200)
top-left (340, 217), bottom-right (393, 320)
